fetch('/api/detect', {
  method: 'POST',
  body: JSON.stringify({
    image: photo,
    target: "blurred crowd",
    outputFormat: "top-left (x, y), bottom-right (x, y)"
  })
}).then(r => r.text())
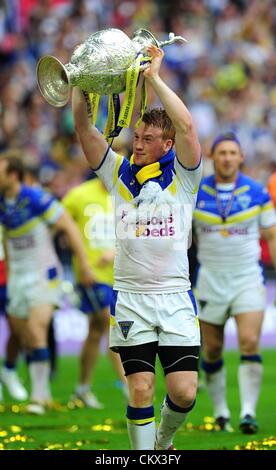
top-left (1, 0), bottom-right (276, 196)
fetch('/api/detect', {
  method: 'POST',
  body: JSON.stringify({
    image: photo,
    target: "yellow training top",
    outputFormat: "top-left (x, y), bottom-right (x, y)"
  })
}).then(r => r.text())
top-left (62, 178), bottom-right (114, 285)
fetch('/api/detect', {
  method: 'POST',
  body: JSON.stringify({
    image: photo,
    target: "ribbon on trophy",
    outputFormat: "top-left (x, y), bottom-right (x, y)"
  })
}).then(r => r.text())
top-left (86, 53), bottom-right (149, 145)
top-left (135, 73), bottom-right (147, 129)
top-left (116, 53), bottom-right (144, 130)
top-left (88, 92), bottom-right (100, 125)
top-left (104, 93), bottom-right (121, 144)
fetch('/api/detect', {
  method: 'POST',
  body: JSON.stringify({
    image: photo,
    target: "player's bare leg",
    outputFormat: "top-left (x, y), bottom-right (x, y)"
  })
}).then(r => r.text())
top-left (200, 321), bottom-right (232, 431)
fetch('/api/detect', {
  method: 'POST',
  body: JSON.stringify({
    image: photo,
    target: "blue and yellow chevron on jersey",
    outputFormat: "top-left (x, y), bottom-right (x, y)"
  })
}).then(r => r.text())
top-left (0, 185), bottom-right (63, 274)
top-left (194, 172), bottom-right (276, 272)
top-left (0, 185), bottom-right (62, 234)
top-left (195, 173), bottom-right (273, 223)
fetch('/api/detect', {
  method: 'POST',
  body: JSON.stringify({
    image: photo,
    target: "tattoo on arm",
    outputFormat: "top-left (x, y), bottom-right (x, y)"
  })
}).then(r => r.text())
top-left (82, 91), bottom-right (92, 119)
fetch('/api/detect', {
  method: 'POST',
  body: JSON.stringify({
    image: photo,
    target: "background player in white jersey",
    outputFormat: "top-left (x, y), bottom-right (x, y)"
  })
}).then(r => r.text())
top-left (1, 164), bottom-right (51, 402)
top-left (194, 132), bottom-right (276, 434)
top-left (72, 45), bottom-right (202, 450)
top-left (0, 155), bottom-right (94, 414)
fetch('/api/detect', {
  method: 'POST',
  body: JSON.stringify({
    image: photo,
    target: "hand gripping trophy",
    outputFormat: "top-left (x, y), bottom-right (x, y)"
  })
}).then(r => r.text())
top-left (36, 28), bottom-right (187, 139)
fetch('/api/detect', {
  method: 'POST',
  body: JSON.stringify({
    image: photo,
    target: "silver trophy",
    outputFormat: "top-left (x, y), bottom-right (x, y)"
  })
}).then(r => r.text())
top-left (36, 28), bottom-right (187, 107)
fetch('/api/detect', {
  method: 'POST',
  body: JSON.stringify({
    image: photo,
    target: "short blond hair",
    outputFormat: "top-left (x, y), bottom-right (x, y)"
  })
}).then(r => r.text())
top-left (142, 108), bottom-right (175, 142)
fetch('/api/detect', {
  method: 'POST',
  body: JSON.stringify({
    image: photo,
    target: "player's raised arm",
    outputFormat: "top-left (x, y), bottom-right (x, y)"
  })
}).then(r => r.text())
top-left (143, 45), bottom-right (200, 169)
top-left (72, 87), bottom-right (108, 170)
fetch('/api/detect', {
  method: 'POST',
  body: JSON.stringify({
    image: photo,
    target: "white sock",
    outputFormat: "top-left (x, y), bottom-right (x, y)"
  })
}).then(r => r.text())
top-left (205, 367), bottom-right (230, 419)
top-left (156, 399), bottom-right (189, 449)
top-left (29, 361), bottom-right (51, 402)
top-left (127, 420), bottom-right (156, 450)
top-left (76, 384), bottom-right (90, 394)
top-left (238, 362), bottom-right (263, 418)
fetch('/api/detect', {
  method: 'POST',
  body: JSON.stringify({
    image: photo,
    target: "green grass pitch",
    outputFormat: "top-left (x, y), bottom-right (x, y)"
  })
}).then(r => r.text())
top-left (0, 349), bottom-right (275, 450)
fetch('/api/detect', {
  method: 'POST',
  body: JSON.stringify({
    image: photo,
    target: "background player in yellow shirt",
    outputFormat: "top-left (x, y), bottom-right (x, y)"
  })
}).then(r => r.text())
top-left (63, 177), bottom-right (127, 408)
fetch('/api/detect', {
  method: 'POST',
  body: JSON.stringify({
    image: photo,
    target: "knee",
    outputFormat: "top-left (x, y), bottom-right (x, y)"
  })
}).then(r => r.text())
top-left (87, 327), bottom-right (102, 343)
top-left (169, 382), bottom-right (197, 409)
top-left (90, 315), bottom-right (107, 336)
top-left (204, 344), bottom-right (223, 362)
top-left (129, 379), bottom-right (154, 407)
top-left (240, 334), bottom-right (259, 354)
top-left (25, 325), bottom-right (47, 349)
top-left (28, 335), bottom-right (46, 349)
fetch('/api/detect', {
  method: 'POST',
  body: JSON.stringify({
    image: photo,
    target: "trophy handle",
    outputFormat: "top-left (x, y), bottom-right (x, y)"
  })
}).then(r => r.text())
top-left (132, 29), bottom-right (187, 56)
top-left (158, 32), bottom-right (188, 47)
top-left (36, 56), bottom-right (70, 107)
top-left (132, 28), bottom-right (159, 54)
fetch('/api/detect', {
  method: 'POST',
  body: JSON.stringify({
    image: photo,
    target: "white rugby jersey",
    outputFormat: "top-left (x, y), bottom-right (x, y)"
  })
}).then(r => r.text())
top-left (0, 185), bottom-right (63, 277)
top-left (194, 173), bottom-right (276, 273)
top-left (95, 147), bottom-right (202, 293)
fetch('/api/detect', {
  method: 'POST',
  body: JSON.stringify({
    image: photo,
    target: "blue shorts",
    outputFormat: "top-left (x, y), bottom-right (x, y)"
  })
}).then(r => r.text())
top-left (77, 283), bottom-right (113, 314)
top-left (0, 285), bottom-right (7, 316)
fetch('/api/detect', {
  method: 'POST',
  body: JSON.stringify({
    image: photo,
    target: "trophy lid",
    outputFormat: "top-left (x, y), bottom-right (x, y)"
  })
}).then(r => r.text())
top-left (36, 56), bottom-right (70, 107)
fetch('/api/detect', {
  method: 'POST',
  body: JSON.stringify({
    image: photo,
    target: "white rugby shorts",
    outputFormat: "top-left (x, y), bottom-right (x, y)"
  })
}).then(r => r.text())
top-left (109, 289), bottom-right (200, 349)
top-left (7, 269), bottom-right (62, 319)
top-left (196, 265), bottom-right (266, 325)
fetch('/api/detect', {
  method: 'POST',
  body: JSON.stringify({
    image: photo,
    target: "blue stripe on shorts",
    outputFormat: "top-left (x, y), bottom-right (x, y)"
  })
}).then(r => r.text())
top-left (110, 290), bottom-right (118, 317)
top-left (188, 289), bottom-right (198, 316)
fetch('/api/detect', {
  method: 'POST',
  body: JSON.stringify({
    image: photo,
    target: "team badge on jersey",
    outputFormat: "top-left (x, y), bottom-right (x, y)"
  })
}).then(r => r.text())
top-left (118, 321), bottom-right (134, 339)
top-left (237, 194), bottom-right (251, 210)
